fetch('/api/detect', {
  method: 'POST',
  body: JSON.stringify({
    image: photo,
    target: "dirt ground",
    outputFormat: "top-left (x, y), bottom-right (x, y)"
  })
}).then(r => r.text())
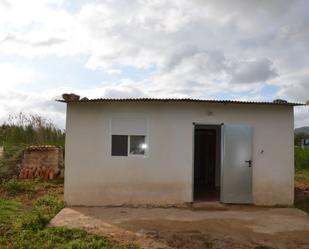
top-left (50, 206), bottom-right (309, 249)
top-left (295, 180), bottom-right (309, 213)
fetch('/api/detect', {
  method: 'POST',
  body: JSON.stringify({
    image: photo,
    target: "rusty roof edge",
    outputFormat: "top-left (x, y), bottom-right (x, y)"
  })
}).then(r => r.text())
top-left (55, 98), bottom-right (304, 106)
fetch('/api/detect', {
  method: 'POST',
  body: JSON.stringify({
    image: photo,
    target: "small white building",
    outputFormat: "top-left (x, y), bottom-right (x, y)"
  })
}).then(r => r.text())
top-left (60, 97), bottom-right (302, 206)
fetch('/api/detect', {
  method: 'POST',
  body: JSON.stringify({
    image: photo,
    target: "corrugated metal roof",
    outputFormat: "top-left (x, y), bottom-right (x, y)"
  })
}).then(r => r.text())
top-left (57, 97), bottom-right (303, 106)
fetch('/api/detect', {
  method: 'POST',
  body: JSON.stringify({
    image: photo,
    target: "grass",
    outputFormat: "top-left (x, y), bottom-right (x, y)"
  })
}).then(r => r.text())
top-left (2, 177), bottom-right (37, 195)
top-left (294, 146), bottom-right (309, 213)
top-left (295, 147), bottom-right (309, 170)
top-left (0, 178), bottom-right (132, 249)
top-left (295, 168), bottom-right (309, 182)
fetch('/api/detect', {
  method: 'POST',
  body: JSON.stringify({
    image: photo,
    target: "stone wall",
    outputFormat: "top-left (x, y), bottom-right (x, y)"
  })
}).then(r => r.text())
top-left (19, 145), bottom-right (63, 180)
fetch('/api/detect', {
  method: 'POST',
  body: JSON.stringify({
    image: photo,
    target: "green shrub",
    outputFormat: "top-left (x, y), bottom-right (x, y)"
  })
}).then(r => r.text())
top-left (1, 178), bottom-right (37, 196)
top-left (295, 147), bottom-right (309, 170)
top-left (0, 145), bottom-right (23, 179)
top-left (0, 113), bottom-right (65, 148)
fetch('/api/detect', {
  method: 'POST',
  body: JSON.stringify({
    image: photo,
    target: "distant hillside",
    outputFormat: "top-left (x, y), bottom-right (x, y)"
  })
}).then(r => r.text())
top-left (295, 126), bottom-right (309, 134)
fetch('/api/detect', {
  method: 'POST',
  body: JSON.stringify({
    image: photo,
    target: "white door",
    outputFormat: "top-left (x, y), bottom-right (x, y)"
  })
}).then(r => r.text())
top-left (221, 124), bottom-right (253, 203)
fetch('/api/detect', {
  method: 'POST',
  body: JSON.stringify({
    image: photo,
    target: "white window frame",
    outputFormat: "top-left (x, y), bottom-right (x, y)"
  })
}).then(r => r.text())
top-left (110, 134), bottom-right (148, 157)
top-left (110, 114), bottom-right (149, 158)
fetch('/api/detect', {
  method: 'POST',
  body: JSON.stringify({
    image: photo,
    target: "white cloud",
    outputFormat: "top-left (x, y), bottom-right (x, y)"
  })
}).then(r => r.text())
top-left (230, 58), bottom-right (278, 84)
top-left (0, 63), bottom-right (37, 90)
top-left (0, 0), bottom-right (308, 127)
top-left (0, 88), bottom-right (65, 128)
top-left (295, 106), bottom-right (309, 128)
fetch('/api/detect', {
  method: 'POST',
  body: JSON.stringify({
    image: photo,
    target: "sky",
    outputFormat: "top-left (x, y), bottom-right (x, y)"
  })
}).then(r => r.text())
top-left (0, 0), bottom-right (308, 128)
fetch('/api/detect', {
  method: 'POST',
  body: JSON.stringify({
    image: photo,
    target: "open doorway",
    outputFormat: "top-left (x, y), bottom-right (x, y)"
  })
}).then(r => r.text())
top-left (194, 124), bottom-right (221, 201)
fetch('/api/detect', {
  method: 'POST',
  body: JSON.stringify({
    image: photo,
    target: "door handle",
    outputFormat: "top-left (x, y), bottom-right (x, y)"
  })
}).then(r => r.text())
top-left (245, 160), bottom-right (252, 167)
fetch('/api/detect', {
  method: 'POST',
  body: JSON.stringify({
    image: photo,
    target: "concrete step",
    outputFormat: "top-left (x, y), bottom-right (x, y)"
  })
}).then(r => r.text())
top-left (191, 201), bottom-right (228, 210)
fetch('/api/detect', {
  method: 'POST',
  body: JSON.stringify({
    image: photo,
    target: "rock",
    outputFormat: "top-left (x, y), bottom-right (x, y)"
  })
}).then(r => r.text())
top-left (273, 99), bottom-right (288, 104)
top-left (62, 93), bottom-right (80, 101)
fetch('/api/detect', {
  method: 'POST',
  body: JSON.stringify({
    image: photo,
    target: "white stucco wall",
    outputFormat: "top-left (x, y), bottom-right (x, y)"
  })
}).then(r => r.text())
top-left (64, 101), bottom-right (294, 206)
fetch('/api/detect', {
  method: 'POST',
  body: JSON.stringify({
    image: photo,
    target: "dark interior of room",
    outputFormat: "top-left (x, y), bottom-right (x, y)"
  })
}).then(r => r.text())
top-left (194, 126), bottom-right (220, 201)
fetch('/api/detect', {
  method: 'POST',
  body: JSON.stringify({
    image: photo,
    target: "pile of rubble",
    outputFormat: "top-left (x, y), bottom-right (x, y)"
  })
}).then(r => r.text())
top-left (18, 145), bottom-right (64, 180)
top-left (295, 181), bottom-right (309, 192)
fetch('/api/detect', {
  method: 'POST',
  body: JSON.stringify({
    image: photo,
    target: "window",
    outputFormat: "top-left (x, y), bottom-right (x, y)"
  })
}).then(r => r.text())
top-left (111, 116), bottom-right (147, 157)
top-left (111, 135), bottom-right (147, 156)
top-left (111, 135), bottom-right (128, 156)
top-left (129, 135), bottom-right (146, 155)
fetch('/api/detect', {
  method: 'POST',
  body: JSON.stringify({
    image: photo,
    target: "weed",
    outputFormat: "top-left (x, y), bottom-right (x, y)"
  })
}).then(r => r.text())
top-left (0, 179), bottom-right (128, 249)
top-left (295, 168), bottom-right (309, 182)
top-left (20, 211), bottom-right (49, 231)
top-left (0, 145), bottom-right (23, 179)
top-left (12, 227), bottom-right (124, 249)
top-left (0, 199), bottom-right (21, 236)
top-left (295, 147), bottom-right (309, 170)
top-left (1, 177), bottom-right (37, 196)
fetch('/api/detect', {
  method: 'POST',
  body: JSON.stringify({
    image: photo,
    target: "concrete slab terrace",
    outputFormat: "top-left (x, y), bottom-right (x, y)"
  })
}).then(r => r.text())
top-left (49, 206), bottom-right (309, 249)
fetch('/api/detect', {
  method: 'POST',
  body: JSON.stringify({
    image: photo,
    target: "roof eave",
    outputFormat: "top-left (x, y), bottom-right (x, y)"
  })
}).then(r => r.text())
top-left (55, 99), bottom-right (304, 106)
